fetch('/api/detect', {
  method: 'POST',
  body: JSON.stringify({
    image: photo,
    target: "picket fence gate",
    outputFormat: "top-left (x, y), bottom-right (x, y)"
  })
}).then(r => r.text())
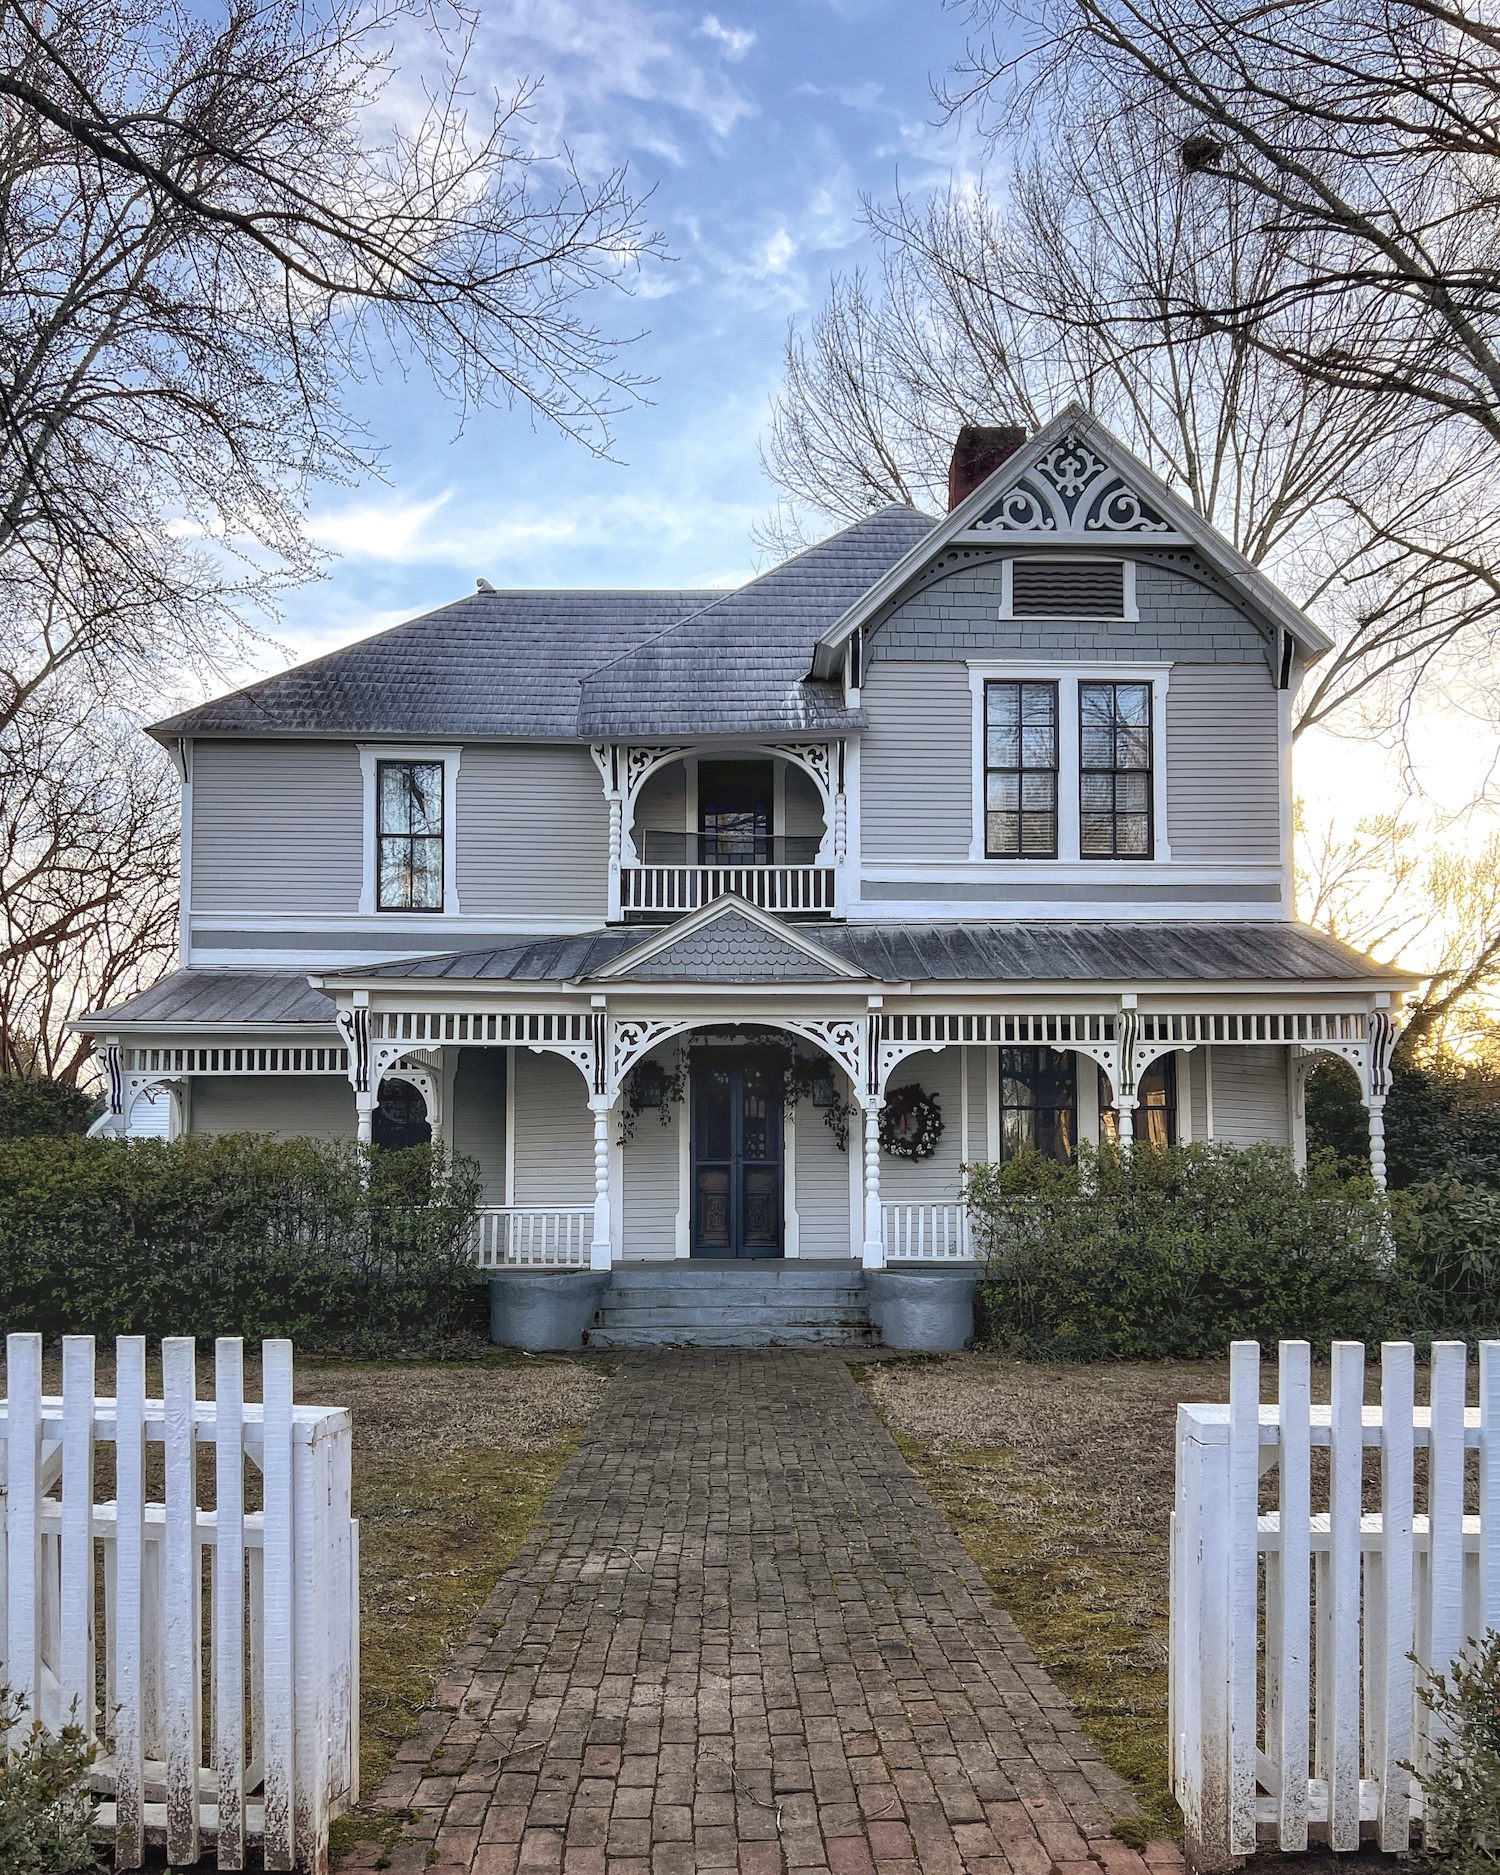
top-left (0, 1334), bottom-right (358, 1874)
top-left (1172, 1339), bottom-right (1500, 1872)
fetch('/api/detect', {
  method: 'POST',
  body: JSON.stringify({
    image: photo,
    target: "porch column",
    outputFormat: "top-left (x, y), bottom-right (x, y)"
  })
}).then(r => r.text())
top-left (1116, 1099), bottom-right (1137, 1149)
top-left (1367, 1096), bottom-right (1388, 1193)
top-left (590, 1096), bottom-right (614, 1269)
top-left (861, 1102), bottom-right (884, 1269)
top-left (356, 1091), bottom-right (374, 1146)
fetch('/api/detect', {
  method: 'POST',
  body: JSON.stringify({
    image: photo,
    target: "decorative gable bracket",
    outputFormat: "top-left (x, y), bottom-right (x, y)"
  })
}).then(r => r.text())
top-left (963, 432), bottom-right (1174, 538)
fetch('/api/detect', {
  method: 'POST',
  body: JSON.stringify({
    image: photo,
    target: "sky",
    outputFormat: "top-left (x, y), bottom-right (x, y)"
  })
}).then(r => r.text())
top-left (271, 0), bottom-right (975, 665)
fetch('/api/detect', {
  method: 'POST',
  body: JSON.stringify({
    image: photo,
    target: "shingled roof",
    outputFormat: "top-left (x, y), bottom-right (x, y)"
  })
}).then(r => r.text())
top-left (150, 506), bottom-right (937, 743)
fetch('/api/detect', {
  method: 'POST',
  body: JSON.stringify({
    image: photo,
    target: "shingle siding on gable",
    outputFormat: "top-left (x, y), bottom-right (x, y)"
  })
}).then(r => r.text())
top-left (859, 662), bottom-right (973, 860)
top-left (867, 555), bottom-right (1267, 663)
top-left (191, 740), bottom-right (363, 914)
top-left (1166, 665), bottom-right (1282, 863)
top-left (621, 913), bottom-right (841, 982)
top-left (456, 745), bottom-right (609, 922)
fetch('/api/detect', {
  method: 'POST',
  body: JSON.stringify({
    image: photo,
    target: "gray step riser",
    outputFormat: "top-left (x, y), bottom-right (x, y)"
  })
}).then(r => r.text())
top-left (595, 1310), bottom-right (870, 1330)
top-left (586, 1326), bottom-right (875, 1348)
top-left (603, 1288), bottom-right (865, 1308)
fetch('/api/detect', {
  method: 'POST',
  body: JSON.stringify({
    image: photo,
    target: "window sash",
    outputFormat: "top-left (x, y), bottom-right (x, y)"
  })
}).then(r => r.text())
top-left (984, 680), bottom-right (1059, 859)
top-left (377, 760), bottom-right (445, 911)
top-left (998, 1047), bottom-right (1077, 1162)
top-left (1079, 681), bottom-right (1153, 859)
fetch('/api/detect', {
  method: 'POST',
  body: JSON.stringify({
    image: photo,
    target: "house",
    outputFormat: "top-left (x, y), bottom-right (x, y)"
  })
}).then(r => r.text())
top-left (79, 407), bottom-right (1410, 1278)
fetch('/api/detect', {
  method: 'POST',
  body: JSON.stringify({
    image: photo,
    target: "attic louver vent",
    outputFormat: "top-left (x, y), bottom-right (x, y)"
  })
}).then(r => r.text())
top-left (1011, 559), bottom-right (1125, 618)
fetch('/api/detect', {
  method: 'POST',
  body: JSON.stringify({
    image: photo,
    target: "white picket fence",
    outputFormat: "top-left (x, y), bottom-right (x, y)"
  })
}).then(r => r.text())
top-left (0, 1334), bottom-right (358, 1874)
top-left (1173, 1338), bottom-right (1500, 1871)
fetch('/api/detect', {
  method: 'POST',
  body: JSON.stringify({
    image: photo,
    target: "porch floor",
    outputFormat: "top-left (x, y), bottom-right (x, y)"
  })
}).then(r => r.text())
top-left (364, 1350), bottom-right (1178, 1875)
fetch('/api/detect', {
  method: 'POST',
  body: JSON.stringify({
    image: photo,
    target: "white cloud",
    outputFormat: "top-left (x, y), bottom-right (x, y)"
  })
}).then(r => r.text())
top-left (698, 14), bottom-right (756, 60)
top-left (307, 494), bottom-right (452, 559)
top-left (759, 228), bottom-right (796, 274)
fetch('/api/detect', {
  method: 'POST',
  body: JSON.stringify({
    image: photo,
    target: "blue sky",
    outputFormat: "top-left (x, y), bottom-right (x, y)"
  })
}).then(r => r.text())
top-left (274, 0), bottom-right (976, 668)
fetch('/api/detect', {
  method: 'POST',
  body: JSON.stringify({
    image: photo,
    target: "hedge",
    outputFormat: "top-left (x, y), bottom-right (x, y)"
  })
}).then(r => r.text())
top-left (966, 1142), bottom-right (1458, 1360)
top-left (0, 1133), bottom-right (484, 1349)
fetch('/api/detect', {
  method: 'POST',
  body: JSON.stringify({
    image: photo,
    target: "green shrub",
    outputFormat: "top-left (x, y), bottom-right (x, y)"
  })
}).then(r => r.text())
top-left (0, 1687), bottom-right (97, 1875)
top-left (0, 1133), bottom-right (484, 1349)
top-left (0, 1076), bottom-right (99, 1139)
top-left (967, 1142), bottom-right (1402, 1359)
top-left (1417, 1630), bottom-right (1500, 1870)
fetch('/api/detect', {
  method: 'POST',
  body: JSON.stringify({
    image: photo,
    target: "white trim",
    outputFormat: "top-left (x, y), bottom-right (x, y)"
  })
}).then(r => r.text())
top-left (968, 662), bottom-right (1171, 865)
top-left (783, 1102), bottom-right (799, 1258)
top-left (986, 1046), bottom-right (1000, 1162)
top-left (504, 1046), bottom-right (516, 1208)
top-left (675, 1092), bottom-right (691, 1257)
top-left (995, 554), bottom-right (1139, 623)
top-left (178, 739), bottom-right (194, 970)
top-left (1205, 1045), bottom-right (1216, 1140)
top-left (357, 744), bottom-right (463, 918)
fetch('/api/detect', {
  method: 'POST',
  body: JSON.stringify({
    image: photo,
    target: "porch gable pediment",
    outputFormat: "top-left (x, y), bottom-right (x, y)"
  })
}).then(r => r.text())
top-left (589, 895), bottom-right (870, 984)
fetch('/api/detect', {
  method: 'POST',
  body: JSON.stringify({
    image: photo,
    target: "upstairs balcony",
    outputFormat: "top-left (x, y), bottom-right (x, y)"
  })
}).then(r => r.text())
top-left (603, 749), bottom-right (846, 922)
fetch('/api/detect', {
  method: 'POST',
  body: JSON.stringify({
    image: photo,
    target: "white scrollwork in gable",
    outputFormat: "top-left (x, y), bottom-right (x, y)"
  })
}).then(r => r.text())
top-left (968, 430), bottom-right (1171, 537)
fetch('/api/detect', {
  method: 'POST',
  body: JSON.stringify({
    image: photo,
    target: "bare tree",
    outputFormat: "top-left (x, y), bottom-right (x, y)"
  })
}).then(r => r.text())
top-left (1296, 807), bottom-right (1500, 1061)
top-left (0, 699), bottom-right (178, 1082)
top-left (0, 0), bottom-right (658, 729)
top-left (763, 114), bottom-right (1500, 740)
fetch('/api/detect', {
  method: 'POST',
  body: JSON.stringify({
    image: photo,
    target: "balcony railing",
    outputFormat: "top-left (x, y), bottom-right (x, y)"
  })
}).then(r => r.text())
top-left (622, 865), bottom-right (836, 915)
top-left (881, 1202), bottom-right (973, 1261)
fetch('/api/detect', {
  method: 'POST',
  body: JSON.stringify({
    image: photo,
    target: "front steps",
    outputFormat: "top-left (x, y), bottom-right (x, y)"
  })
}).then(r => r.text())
top-left (585, 1259), bottom-right (875, 1348)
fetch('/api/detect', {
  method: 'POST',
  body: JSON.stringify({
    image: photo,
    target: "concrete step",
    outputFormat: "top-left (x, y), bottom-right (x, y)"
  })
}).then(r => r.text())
top-left (597, 1302), bottom-right (869, 1326)
top-left (603, 1283), bottom-right (863, 1308)
top-left (587, 1320), bottom-right (875, 1348)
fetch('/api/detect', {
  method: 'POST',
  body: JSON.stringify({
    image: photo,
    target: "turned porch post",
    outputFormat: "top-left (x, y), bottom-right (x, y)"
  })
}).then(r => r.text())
top-left (589, 1097), bottom-right (613, 1269)
top-left (861, 1103), bottom-right (884, 1268)
top-left (1367, 1097), bottom-right (1388, 1193)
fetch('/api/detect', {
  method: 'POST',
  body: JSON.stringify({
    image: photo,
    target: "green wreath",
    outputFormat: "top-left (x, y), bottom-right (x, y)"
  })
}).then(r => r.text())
top-left (879, 1082), bottom-right (944, 1160)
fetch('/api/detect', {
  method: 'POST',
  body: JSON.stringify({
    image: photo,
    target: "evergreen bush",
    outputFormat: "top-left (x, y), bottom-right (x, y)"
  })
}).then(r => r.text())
top-left (0, 1687), bottom-right (97, 1875)
top-left (1417, 1630), bottom-right (1500, 1871)
top-left (967, 1142), bottom-right (1403, 1359)
top-left (0, 1076), bottom-right (99, 1138)
top-left (0, 1134), bottom-right (484, 1349)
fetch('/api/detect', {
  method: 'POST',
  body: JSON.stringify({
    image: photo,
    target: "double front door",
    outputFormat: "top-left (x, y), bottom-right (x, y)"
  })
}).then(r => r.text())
top-left (691, 1051), bottom-right (783, 1257)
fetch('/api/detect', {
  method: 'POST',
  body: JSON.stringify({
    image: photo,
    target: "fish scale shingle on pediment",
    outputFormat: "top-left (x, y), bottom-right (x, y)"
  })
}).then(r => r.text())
top-left (602, 910), bottom-right (861, 983)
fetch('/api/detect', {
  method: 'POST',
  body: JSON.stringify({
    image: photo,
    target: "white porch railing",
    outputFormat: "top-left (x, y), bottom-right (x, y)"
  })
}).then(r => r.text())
top-left (473, 1206), bottom-right (593, 1267)
top-left (1172, 1338), bottom-right (1500, 1872)
top-left (622, 864), bottom-right (836, 914)
top-left (0, 1333), bottom-right (357, 1873)
top-left (881, 1203), bottom-right (972, 1260)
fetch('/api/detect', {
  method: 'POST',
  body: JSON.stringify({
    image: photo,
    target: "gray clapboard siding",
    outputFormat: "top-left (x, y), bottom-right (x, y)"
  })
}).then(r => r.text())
top-left (189, 1075), bottom-right (357, 1140)
top-left (879, 1048), bottom-right (966, 1203)
top-left (1166, 665), bottom-right (1282, 862)
top-left (784, 763), bottom-right (825, 840)
top-left (634, 761), bottom-right (686, 836)
top-left (870, 553), bottom-right (1268, 662)
top-left (511, 1049), bottom-right (594, 1207)
top-left (859, 662), bottom-right (973, 859)
top-left (1186, 1049), bottom-right (1209, 1143)
top-left (457, 745), bottom-right (609, 921)
top-left (623, 1049), bottom-right (681, 1259)
top-left (794, 1096), bottom-right (852, 1258)
top-left (1208, 1046), bottom-right (1290, 1148)
top-left (450, 1048), bottom-right (507, 1202)
top-left (191, 740), bottom-right (364, 913)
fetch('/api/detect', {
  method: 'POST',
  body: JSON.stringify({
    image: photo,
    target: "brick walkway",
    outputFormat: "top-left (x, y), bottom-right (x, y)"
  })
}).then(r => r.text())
top-left (357, 1351), bottom-right (1182, 1875)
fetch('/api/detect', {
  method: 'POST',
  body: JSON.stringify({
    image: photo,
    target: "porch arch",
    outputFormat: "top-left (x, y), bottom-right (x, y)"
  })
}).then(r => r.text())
top-left (606, 742), bottom-right (841, 866)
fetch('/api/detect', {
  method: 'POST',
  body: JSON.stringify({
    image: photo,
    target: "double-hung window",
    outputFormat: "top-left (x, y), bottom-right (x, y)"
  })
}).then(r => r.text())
top-left (377, 760), bottom-right (445, 911)
top-left (1079, 681), bottom-right (1153, 858)
top-left (984, 680), bottom-right (1058, 858)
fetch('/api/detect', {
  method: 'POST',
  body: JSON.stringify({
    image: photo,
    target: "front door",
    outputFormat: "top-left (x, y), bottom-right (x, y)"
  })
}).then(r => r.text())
top-left (691, 1051), bottom-right (783, 1257)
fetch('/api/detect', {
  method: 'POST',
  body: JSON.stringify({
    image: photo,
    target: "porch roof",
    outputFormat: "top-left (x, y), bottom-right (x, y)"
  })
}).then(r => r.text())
top-left (75, 970), bottom-right (337, 1029)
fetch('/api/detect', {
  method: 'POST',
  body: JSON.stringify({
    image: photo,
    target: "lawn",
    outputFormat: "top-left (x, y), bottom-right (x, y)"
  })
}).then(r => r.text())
top-left (861, 1352), bottom-right (1233, 1844)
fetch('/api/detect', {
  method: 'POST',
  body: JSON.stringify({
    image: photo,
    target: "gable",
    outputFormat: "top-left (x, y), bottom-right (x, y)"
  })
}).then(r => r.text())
top-left (963, 430), bottom-right (1172, 539)
top-left (603, 910), bottom-right (856, 982)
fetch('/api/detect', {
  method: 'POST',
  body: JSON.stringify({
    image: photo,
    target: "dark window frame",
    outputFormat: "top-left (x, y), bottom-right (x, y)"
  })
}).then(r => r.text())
top-left (1079, 680), bottom-right (1154, 860)
top-left (376, 758), bottom-right (446, 913)
top-left (998, 1046), bottom-right (1078, 1163)
top-left (984, 679), bottom-right (1060, 860)
top-left (1100, 1055), bottom-right (1178, 1148)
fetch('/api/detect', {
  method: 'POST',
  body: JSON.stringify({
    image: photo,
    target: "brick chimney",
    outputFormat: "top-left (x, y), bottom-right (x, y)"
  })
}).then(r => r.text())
top-left (947, 424), bottom-right (1027, 510)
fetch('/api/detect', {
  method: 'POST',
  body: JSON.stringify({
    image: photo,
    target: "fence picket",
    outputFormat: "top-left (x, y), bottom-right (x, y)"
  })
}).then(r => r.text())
top-left (1378, 1342), bottom-right (1415, 1851)
top-left (1228, 1343), bottom-right (1259, 1855)
top-left (1327, 1342), bottom-right (1364, 1850)
top-left (59, 1337), bottom-right (96, 1739)
top-left (262, 1339), bottom-right (296, 1872)
top-left (114, 1335), bottom-right (148, 1870)
top-left (1429, 1341), bottom-right (1468, 1748)
top-left (216, 1338), bottom-right (247, 1869)
top-left (162, 1338), bottom-right (202, 1866)
top-left (1277, 1341), bottom-right (1311, 1850)
top-left (4, 1332), bottom-right (41, 1742)
top-left (1480, 1342), bottom-right (1500, 1638)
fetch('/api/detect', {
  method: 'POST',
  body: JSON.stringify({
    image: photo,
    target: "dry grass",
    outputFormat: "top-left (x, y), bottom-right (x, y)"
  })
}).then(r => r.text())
top-left (861, 1352), bottom-right (1233, 1842)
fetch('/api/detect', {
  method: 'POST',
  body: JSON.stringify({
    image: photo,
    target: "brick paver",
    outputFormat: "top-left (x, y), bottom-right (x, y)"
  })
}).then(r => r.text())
top-left (358, 1351), bottom-right (1181, 1875)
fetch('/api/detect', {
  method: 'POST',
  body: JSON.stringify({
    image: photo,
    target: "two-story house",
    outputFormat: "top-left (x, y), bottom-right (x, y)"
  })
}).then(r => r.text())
top-left (80, 407), bottom-right (1410, 1273)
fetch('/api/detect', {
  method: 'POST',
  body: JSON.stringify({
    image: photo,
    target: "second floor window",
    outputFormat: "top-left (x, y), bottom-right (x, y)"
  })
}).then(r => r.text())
top-left (1080, 681), bottom-right (1153, 858)
top-left (985, 680), bottom-right (1058, 858)
top-left (377, 760), bottom-right (444, 910)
